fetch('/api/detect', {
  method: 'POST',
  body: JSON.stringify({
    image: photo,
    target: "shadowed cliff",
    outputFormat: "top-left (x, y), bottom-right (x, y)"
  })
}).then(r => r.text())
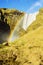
top-left (0, 8), bottom-right (24, 43)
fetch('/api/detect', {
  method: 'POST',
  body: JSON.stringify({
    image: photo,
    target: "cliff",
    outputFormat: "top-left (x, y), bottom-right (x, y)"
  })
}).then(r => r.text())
top-left (0, 8), bottom-right (24, 43)
top-left (0, 8), bottom-right (43, 65)
top-left (0, 8), bottom-right (24, 31)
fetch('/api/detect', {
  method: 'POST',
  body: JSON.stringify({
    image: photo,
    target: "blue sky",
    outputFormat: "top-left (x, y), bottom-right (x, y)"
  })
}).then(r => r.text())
top-left (0, 0), bottom-right (43, 13)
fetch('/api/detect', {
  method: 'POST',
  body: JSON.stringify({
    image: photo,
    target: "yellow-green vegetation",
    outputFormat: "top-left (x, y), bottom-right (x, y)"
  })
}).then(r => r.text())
top-left (0, 26), bottom-right (43, 65)
top-left (0, 8), bottom-right (43, 65)
top-left (18, 28), bottom-right (27, 36)
top-left (0, 8), bottom-right (24, 31)
top-left (27, 8), bottom-right (43, 32)
top-left (0, 8), bottom-right (26, 44)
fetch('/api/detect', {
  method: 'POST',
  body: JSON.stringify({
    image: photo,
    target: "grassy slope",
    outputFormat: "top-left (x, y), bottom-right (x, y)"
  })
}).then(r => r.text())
top-left (0, 26), bottom-right (43, 65)
top-left (27, 8), bottom-right (43, 32)
top-left (0, 8), bottom-right (43, 65)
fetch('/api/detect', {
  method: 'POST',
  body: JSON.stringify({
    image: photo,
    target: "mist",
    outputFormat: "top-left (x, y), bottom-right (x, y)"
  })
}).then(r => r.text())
top-left (0, 21), bottom-right (10, 44)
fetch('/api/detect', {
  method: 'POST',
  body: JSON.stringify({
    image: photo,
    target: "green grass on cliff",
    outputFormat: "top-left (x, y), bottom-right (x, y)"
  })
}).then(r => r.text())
top-left (0, 8), bottom-right (24, 31)
top-left (27, 8), bottom-right (43, 32)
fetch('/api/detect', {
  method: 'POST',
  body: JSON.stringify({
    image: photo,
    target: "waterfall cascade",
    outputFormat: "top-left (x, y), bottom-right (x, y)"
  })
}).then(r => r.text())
top-left (22, 12), bottom-right (39, 30)
top-left (8, 12), bottom-right (39, 42)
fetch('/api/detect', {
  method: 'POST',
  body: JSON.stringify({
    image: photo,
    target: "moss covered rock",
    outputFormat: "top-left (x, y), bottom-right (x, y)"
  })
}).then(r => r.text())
top-left (0, 8), bottom-right (24, 31)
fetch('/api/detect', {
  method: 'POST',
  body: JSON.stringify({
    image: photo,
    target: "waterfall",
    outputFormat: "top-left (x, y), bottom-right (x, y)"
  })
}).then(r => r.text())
top-left (8, 11), bottom-right (39, 42)
top-left (22, 11), bottom-right (39, 30)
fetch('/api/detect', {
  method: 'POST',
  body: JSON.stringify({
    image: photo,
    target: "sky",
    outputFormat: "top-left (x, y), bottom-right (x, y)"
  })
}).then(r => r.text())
top-left (0, 0), bottom-right (43, 13)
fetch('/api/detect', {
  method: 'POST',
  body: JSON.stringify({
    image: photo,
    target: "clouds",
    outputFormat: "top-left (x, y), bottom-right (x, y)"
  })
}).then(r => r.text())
top-left (0, 0), bottom-right (43, 13)
top-left (39, 0), bottom-right (43, 2)
top-left (28, 1), bottom-right (41, 12)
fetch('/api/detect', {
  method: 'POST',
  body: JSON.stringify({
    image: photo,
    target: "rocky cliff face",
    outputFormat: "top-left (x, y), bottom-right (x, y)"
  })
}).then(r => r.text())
top-left (0, 8), bottom-right (24, 31)
top-left (0, 8), bottom-right (24, 43)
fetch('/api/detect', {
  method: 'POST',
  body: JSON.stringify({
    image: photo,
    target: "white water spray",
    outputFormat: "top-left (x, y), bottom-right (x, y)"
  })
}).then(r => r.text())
top-left (8, 17), bottom-right (24, 42)
top-left (22, 11), bottom-right (39, 30)
top-left (8, 11), bottom-right (39, 42)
